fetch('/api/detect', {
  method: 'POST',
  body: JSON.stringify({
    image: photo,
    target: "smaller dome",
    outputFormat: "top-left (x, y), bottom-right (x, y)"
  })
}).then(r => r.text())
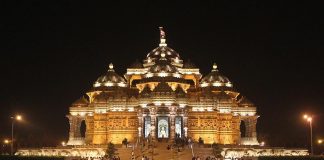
top-left (72, 97), bottom-right (89, 106)
top-left (93, 63), bottom-right (127, 88)
top-left (200, 63), bottom-right (232, 88)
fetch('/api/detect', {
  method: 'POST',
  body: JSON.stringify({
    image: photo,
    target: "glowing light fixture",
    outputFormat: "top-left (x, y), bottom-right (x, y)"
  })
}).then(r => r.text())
top-left (16, 115), bottom-right (22, 121)
top-left (158, 72), bottom-right (168, 77)
top-left (4, 139), bottom-right (10, 144)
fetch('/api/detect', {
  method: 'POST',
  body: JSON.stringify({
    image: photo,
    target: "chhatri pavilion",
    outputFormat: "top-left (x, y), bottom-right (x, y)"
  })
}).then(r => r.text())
top-left (66, 27), bottom-right (259, 146)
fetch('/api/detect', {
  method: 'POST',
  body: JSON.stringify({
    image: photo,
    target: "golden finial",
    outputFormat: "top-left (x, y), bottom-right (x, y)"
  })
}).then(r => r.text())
top-left (159, 27), bottom-right (167, 47)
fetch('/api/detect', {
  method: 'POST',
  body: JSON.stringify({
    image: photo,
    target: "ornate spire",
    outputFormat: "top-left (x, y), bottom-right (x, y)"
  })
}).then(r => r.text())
top-left (108, 63), bottom-right (114, 71)
top-left (159, 27), bottom-right (167, 47)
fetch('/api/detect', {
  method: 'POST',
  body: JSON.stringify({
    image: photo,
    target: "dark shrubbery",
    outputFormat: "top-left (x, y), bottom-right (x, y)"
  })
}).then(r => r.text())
top-left (0, 155), bottom-right (64, 160)
top-left (259, 156), bottom-right (324, 160)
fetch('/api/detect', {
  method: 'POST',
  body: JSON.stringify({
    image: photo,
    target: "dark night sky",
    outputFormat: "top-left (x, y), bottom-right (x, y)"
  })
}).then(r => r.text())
top-left (0, 1), bottom-right (323, 148)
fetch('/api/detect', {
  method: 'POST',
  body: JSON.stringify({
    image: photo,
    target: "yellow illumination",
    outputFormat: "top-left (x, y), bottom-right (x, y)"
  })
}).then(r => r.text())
top-left (4, 139), bottom-right (9, 144)
top-left (201, 83), bottom-right (209, 87)
top-left (158, 72), bottom-right (168, 77)
top-left (212, 82), bottom-right (222, 87)
top-left (318, 139), bottom-right (323, 144)
top-left (104, 82), bottom-right (114, 87)
top-left (145, 73), bottom-right (153, 78)
top-left (303, 114), bottom-right (308, 119)
top-left (175, 57), bottom-right (179, 63)
top-left (61, 141), bottom-right (66, 146)
top-left (16, 115), bottom-right (22, 121)
top-left (307, 117), bottom-right (312, 122)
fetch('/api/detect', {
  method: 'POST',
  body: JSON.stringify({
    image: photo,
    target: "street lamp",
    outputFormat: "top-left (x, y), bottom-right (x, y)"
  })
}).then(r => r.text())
top-left (11, 115), bottom-right (22, 155)
top-left (303, 114), bottom-right (313, 155)
top-left (318, 139), bottom-right (323, 144)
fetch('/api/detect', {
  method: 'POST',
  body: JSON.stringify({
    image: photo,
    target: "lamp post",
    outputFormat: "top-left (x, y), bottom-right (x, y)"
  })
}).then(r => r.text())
top-left (11, 115), bottom-right (22, 155)
top-left (303, 114), bottom-right (313, 155)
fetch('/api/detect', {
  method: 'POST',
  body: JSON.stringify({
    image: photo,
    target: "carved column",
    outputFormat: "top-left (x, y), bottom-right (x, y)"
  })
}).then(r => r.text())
top-left (67, 115), bottom-right (75, 140)
top-left (149, 106), bottom-right (157, 140)
top-left (183, 109), bottom-right (188, 138)
top-left (249, 116), bottom-right (258, 138)
top-left (169, 106), bottom-right (176, 141)
top-left (137, 108), bottom-right (143, 138)
top-left (75, 117), bottom-right (82, 138)
top-left (244, 116), bottom-right (258, 138)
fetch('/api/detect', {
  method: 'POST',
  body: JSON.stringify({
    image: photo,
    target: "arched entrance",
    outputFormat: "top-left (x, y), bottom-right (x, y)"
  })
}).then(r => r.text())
top-left (157, 117), bottom-right (169, 138)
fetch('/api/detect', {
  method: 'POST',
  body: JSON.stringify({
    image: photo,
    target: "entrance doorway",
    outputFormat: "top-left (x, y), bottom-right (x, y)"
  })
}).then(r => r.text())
top-left (144, 116), bottom-right (151, 138)
top-left (157, 117), bottom-right (169, 138)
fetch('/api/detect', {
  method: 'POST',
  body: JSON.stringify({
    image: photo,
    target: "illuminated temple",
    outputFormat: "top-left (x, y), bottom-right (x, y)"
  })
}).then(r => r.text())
top-left (66, 27), bottom-right (259, 146)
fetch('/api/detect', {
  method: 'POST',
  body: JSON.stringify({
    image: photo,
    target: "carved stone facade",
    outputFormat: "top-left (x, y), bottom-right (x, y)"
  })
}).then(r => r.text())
top-left (66, 28), bottom-right (259, 146)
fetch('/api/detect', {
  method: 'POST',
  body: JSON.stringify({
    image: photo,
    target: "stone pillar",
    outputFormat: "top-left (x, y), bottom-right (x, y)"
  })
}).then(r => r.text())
top-left (183, 110), bottom-right (188, 138)
top-left (75, 117), bottom-right (82, 138)
top-left (184, 127), bottom-right (188, 138)
top-left (67, 115), bottom-right (75, 140)
top-left (149, 106), bottom-right (157, 140)
top-left (137, 109), bottom-right (143, 138)
top-left (138, 127), bottom-right (142, 138)
top-left (244, 116), bottom-right (258, 138)
top-left (170, 115), bottom-right (175, 140)
top-left (169, 106), bottom-right (176, 141)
